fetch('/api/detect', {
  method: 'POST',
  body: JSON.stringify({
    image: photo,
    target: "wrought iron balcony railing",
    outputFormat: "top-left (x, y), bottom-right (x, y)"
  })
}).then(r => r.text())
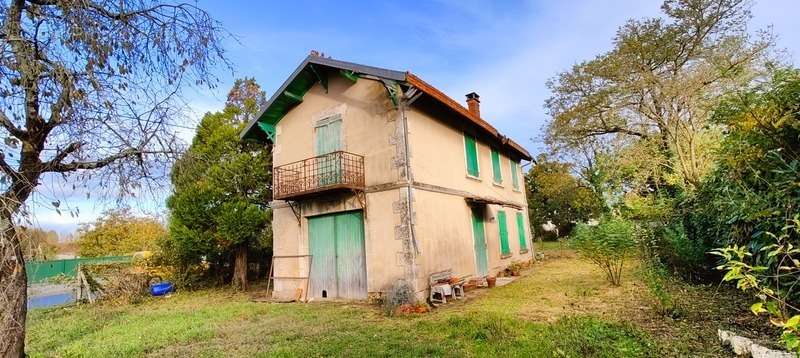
top-left (273, 151), bottom-right (365, 200)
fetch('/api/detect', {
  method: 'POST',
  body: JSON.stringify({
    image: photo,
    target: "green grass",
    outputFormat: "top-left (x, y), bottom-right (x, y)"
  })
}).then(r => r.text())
top-left (27, 280), bottom-right (655, 357)
top-left (28, 295), bottom-right (652, 357)
top-left (31, 249), bottom-right (759, 357)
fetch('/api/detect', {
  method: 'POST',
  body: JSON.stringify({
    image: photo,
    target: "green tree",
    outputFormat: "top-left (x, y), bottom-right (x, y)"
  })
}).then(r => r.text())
top-left (545, 0), bottom-right (772, 192)
top-left (687, 68), bottom-right (800, 268)
top-left (526, 155), bottom-right (605, 239)
top-left (76, 209), bottom-right (166, 257)
top-left (18, 228), bottom-right (59, 261)
top-left (165, 78), bottom-right (272, 290)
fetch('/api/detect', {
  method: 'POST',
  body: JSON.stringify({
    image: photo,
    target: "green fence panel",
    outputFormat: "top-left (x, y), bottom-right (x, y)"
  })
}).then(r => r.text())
top-left (26, 255), bottom-right (132, 283)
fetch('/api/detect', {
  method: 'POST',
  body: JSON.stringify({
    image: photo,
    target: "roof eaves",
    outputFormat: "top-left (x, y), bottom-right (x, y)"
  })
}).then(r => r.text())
top-left (240, 55), bottom-right (314, 140)
top-left (405, 73), bottom-right (532, 161)
top-left (240, 56), bottom-right (407, 140)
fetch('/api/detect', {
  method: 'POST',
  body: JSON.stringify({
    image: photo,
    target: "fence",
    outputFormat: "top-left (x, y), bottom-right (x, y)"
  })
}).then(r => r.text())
top-left (26, 256), bottom-right (133, 283)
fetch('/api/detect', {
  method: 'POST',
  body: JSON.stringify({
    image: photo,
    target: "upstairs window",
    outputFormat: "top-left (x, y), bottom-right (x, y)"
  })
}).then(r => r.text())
top-left (464, 134), bottom-right (479, 177)
top-left (491, 149), bottom-right (503, 184)
top-left (511, 160), bottom-right (520, 190)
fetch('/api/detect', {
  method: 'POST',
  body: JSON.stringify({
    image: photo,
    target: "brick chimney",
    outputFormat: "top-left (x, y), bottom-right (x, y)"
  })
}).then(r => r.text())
top-left (466, 92), bottom-right (480, 117)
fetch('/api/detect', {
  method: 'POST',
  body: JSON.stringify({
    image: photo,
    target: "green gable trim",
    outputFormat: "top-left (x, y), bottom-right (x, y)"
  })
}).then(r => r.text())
top-left (309, 64), bottom-right (328, 92)
top-left (257, 122), bottom-right (276, 142)
top-left (241, 56), bottom-right (407, 143)
top-left (339, 69), bottom-right (359, 83)
top-left (382, 79), bottom-right (402, 108)
top-left (283, 90), bottom-right (305, 103)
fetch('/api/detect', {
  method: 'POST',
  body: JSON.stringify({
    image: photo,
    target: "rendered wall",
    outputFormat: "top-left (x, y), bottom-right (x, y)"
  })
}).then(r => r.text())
top-left (405, 105), bottom-right (535, 288)
top-left (270, 75), bottom-right (410, 299)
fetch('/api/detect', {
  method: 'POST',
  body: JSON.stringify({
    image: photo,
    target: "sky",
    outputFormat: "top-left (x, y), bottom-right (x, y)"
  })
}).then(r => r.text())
top-left (30, 0), bottom-right (800, 236)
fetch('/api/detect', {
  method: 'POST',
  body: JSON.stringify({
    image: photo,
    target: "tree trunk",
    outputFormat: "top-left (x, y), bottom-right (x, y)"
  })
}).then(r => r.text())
top-left (232, 245), bottom-right (248, 290)
top-left (1, 219), bottom-right (27, 358)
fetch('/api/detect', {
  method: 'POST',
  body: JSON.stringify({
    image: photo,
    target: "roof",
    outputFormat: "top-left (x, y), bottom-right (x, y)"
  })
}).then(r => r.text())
top-left (240, 55), bottom-right (532, 161)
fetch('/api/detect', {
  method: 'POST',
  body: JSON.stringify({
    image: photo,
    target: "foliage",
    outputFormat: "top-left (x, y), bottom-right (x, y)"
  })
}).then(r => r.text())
top-left (525, 154), bottom-right (605, 239)
top-left (82, 264), bottom-right (151, 305)
top-left (683, 68), bottom-right (800, 255)
top-left (18, 228), bottom-right (60, 261)
top-left (571, 217), bottom-right (636, 285)
top-left (164, 78), bottom-right (272, 290)
top-left (382, 280), bottom-right (416, 316)
top-left (76, 209), bottom-right (166, 257)
top-left (713, 217), bottom-right (800, 352)
top-left (545, 0), bottom-right (771, 193)
top-left (639, 262), bottom-right (679, 318)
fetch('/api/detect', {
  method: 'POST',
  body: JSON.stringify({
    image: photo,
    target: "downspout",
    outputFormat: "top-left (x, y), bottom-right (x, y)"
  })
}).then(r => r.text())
top-left (399, 88), bottom-right (420, 289)
top-left (520, 159), bottom-right (538, 263)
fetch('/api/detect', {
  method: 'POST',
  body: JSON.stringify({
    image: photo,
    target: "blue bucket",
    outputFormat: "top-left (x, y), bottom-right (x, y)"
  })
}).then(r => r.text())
top-left (149, 282), bottom-right (174, 296)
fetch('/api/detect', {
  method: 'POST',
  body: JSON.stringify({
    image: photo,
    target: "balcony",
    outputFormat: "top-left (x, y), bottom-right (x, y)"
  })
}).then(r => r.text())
top-left (274, 151), bottom-right (365, 200)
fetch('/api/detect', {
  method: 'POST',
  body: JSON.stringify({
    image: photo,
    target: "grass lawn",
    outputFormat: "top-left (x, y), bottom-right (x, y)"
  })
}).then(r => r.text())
top-left (26, 246), bottom-right (774, 357)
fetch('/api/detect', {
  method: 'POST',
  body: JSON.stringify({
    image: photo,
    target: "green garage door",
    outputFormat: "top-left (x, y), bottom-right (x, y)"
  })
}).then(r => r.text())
top-left (308, 211), bottom-right (367, 299)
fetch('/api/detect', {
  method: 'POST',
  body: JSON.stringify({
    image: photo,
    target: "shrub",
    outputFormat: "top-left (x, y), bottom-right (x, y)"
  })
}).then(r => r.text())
top-left (652, 222), bottom-right (712, 280)
top-left (713, 216), bottom-right (800, 352)
top-left (571, 217), bottom-right (636, 285)
top-left (382, 280), bottom-right (416, 316)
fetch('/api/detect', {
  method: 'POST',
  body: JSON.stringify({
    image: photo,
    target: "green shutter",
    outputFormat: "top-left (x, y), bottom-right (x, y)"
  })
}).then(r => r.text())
top-left (516, 212), bottom-right (527, 251)
top-left (497, 210), bottom-right (510, 256)
top-left (491, 149), bottom-right (502, 184)
top-left (471, 207), bottom-right (489, 276)
top-left (464, 135), bottom-right (479, 177)
top-left (315, 117), bottom-right (342, 186)
top-left (511, 161), bottom-right (519, 190)
top-left (315, 116), bottom-right (342, 155)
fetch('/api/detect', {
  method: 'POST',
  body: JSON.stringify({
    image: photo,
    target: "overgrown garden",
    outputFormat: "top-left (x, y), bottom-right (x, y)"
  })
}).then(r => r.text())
top-left (531, 0), bottom-right (800, 351)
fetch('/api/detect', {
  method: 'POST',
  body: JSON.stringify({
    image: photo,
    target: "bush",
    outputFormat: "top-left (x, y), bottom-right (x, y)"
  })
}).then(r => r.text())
top-left (382, 280), bottom-right (416, 316)
top-left (571, 217), bottom-right (636, 285)
top-left (713, 216), bottom-right (800, 352)
top-left (652, 222), bottom-right (712, 281)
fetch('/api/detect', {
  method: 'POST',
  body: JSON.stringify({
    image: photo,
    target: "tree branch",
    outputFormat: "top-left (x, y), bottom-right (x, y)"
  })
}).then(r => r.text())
top-left (0, 111), bottom-right (28, 140)
top-left (44, 148), bottom-right (171, 173)
top-left (0, 152), bottom-right (21, 179)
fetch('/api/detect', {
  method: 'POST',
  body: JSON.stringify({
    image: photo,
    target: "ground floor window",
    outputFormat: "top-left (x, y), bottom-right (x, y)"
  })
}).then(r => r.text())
top-left (497, 210), bottom-right (511, 256)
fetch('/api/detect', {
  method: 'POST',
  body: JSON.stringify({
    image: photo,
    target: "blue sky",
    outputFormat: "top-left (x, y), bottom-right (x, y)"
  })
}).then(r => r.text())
top-left (32, 0), bottom-right (800, 235)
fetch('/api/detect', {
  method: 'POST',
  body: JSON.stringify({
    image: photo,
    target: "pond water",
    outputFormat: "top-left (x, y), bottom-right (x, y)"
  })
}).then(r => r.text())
top-left (27, 292), bottom-right (76, 309)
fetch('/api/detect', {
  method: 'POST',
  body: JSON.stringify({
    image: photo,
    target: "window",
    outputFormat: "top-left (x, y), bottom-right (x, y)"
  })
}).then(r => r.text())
top-left (516, 212), bottom-right (528, 252)
top-left (497, 210), bottom-right (510, 256)
top-left (464, 134), bottom-right (479, 177)
top-left (491, 149), bottom-right (502, 184)
top-left (314, 115), bottom-right (342, 155)
top-left (511, 160), bottom-right (520, 190)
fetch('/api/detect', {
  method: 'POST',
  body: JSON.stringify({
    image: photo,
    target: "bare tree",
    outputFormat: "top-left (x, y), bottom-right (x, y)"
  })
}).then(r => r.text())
top-left (0, 1), bottom-right (227, 356)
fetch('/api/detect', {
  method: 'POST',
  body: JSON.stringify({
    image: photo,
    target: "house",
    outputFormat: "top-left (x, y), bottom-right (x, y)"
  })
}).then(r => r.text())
top-left (241, 53), bottom-right (534, 301)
